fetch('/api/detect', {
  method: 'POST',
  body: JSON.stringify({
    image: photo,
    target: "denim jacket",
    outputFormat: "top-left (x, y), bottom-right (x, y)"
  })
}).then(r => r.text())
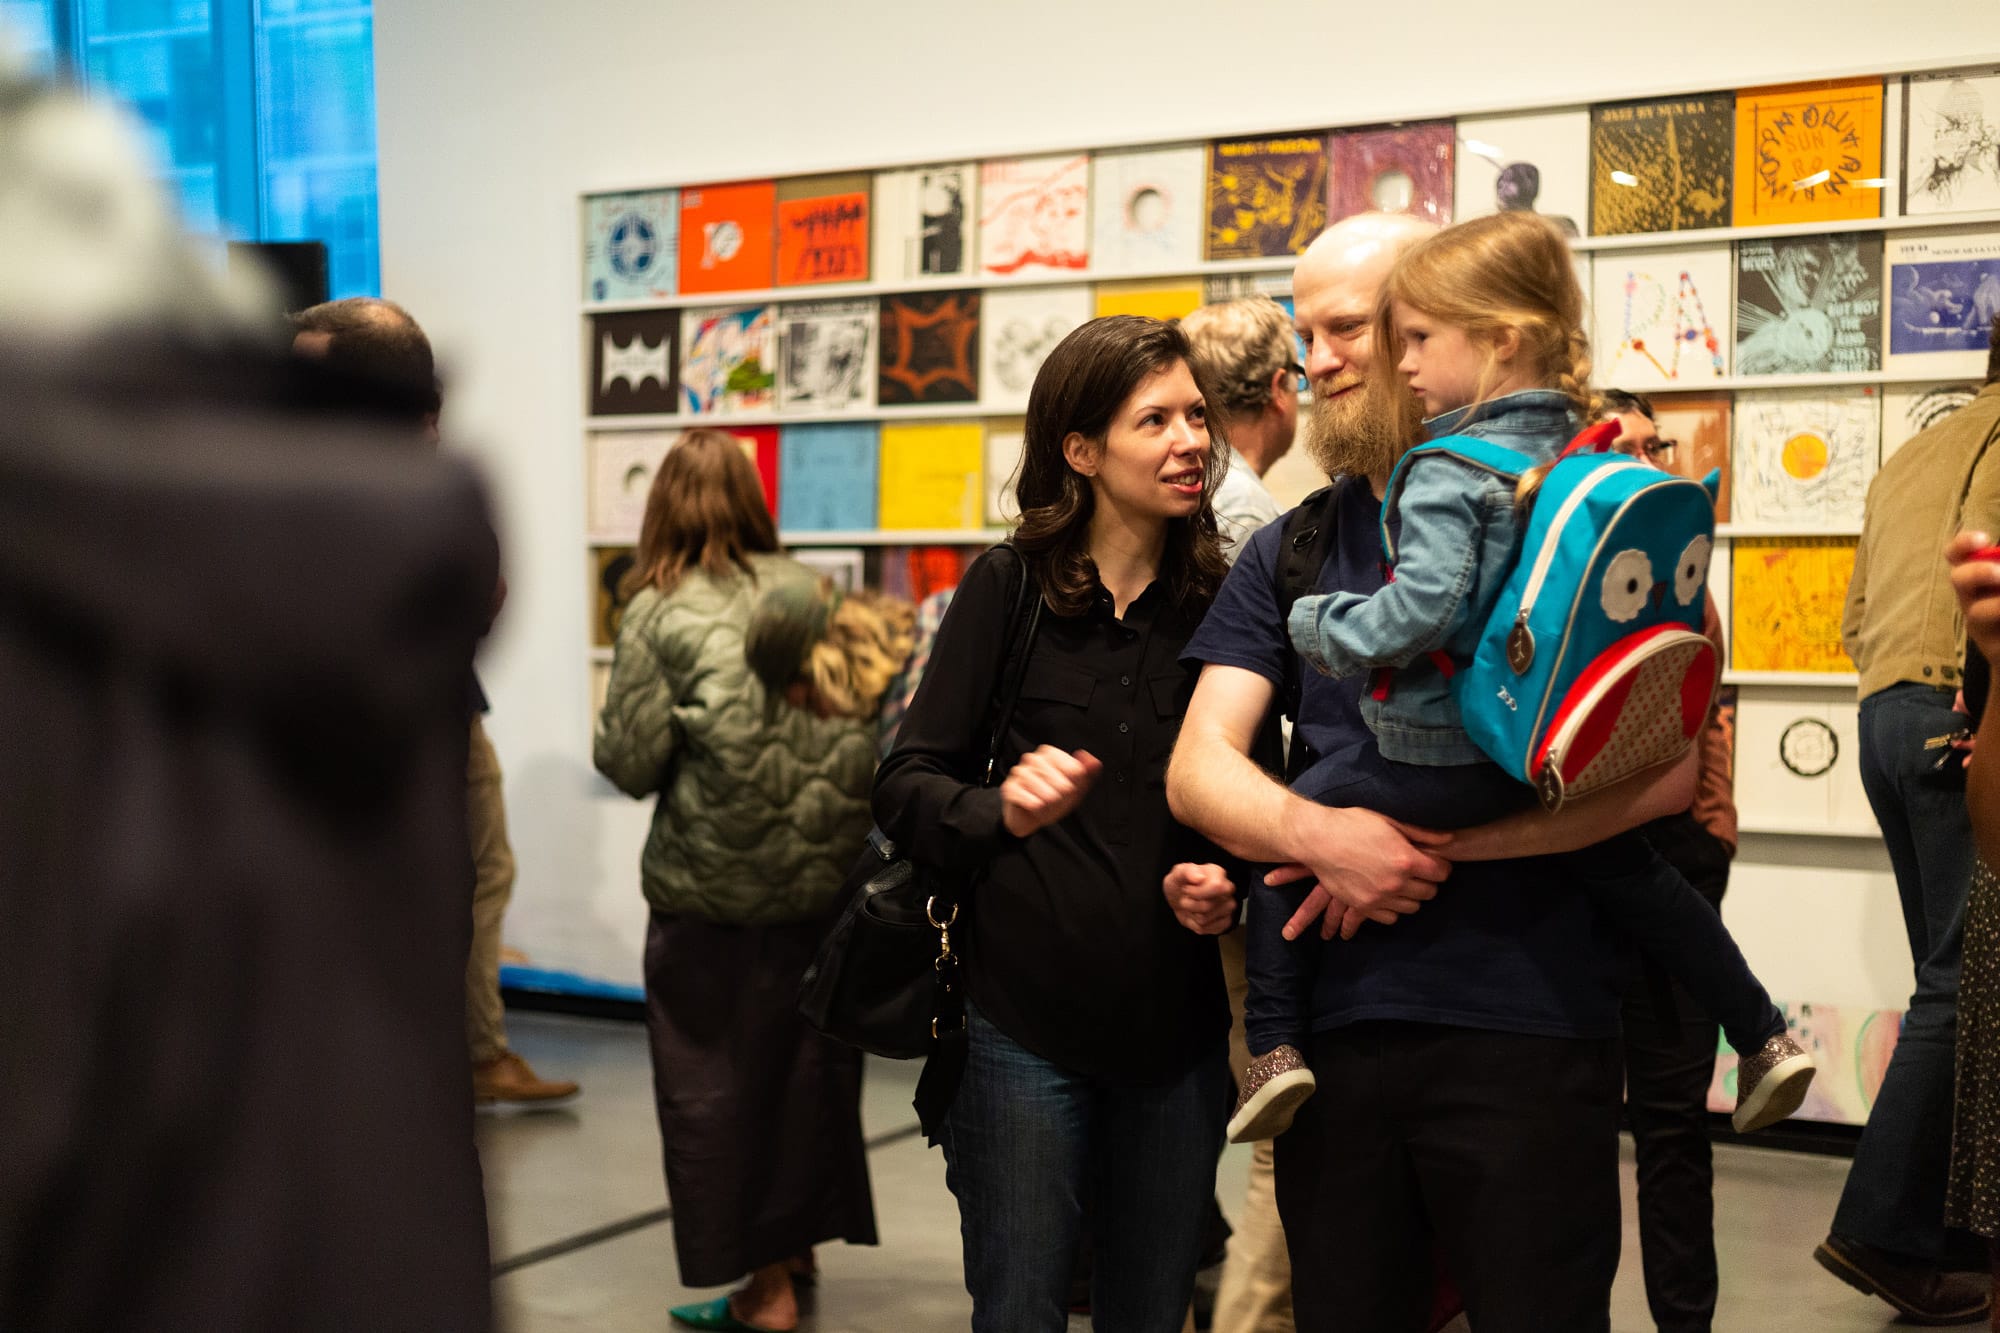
top-left (1287, 390), bottom-right (1579, 765)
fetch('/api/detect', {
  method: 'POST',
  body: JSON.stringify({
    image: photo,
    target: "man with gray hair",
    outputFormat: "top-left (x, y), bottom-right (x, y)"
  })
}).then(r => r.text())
top-left (1182, 296), bottom-right (1297, 565)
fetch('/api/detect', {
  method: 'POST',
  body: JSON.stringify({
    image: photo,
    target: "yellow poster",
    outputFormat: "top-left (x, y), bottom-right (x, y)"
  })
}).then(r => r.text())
top-left (1094, 280), bottom-right (1204, 321)
top-left (879, 422), bottom-right (984, 530)
top-left (1730, 537), bottom-right (1857, 672)
top-left (1733, 79), bottom-right (1885, 227)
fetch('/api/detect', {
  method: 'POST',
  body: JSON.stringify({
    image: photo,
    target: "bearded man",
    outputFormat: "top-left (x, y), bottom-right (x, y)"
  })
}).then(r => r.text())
top-left (1164, 214), bottom-right (1696, 1333)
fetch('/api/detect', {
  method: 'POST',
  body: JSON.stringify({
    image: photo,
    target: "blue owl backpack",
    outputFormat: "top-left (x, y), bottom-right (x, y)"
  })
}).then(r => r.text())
top-left (1379, 419), bottom-right (1721, 812)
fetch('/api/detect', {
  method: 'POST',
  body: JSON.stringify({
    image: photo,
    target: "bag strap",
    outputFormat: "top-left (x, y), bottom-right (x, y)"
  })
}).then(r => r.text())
top-left (1274, 483), bottom-right (1341, 782)
top-left (979, 543), bottom-right (1046, 788)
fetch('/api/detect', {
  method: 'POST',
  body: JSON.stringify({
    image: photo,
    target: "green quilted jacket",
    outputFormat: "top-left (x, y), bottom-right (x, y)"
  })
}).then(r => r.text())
top-left (592, 554), bottom-right (875, 924)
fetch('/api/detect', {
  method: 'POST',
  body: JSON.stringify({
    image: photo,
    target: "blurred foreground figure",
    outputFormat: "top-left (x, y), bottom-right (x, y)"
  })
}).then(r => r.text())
top-left (0, 67), bottom-right (496, 1331)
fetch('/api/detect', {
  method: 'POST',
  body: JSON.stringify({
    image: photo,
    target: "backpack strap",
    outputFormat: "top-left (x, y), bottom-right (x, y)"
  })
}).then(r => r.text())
top-left (1276, 482), bottom-right (1341, 721)
top-left (1377, 434), bottom-right (1537, 563)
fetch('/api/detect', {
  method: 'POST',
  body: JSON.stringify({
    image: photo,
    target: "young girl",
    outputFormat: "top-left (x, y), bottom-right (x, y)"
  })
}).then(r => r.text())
top-left (1232, 212), bottom-right (1814, 1143)
top-left (744, 578), bottom-right (917, 726)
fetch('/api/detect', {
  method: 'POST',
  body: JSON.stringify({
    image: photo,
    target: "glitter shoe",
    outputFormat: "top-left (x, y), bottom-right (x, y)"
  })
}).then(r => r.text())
top-left (1732, 1032), bottom-right (1815, 1133)
top-left (1227, 1044), bottom-right (1316, 1143)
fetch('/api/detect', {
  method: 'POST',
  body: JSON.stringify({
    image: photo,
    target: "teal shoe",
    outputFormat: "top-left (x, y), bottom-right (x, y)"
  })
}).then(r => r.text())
top-left (668, 1296), bottom-right (784, 1333)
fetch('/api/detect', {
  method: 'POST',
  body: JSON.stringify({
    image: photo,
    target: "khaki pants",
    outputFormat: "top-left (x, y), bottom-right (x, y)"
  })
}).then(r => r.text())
top-left (1214, 928), bottom-right (1295, 1333)
top-left (466, 715), bottom-right (514, 1064)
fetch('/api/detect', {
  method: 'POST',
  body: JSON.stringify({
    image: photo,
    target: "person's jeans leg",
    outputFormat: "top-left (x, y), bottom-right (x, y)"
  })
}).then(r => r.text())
top-left (1620, 830), bottom-right (1727, 1333)
top-left (1834, 685), bottom-right (1977, 1266)
top-left (939, 1005), bottom-right (1091, 1333)
top-left (1091, 1042), bottom-right (1231, 1333)
top-left (1409, 1025), bottom-right (1623, 1333)
top-left (1275, 1025), bottom-right (1432, 1332)
top-left (465, 716), bottom-right (513, 1064)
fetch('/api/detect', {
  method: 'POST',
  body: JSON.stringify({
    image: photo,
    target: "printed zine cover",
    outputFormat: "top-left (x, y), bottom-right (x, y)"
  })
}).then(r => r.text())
top-left (583, 188), bottom-right (678, 302)
top-left (1732, 80), bottom-right (1885, 227)
top-left (1455, 110), bottom-right (1589, 235)
top-left (1091, 145), bottom-right (1205, 274)
top-left (589, 310), bottom-right (679, 416)
top-left (1730, 389), bottom-right (1879, 530)
top-left (778, 424), bottom-right (878, 532)
top-left (1591, 246), bottom-right (1733, 388)
top-left (775, 173), bottom-right (871, 287)
top-left (1093, 281), bottom-right (1203, 321)
top-left (872, 163), bottom-right (977, 281)
top-left (1589, 94), bottom-right (1734, 234)
top-left (587, 431), bottom-right (676, 541)
top-left (777, 299), bottom-right (876, 413)
top-left (878, 290), bottom-right (980, 405)
top-left (679, 305), bottom-right (777, 415)
top-left (1733, 693), bottom-right (1875, 834)
top-left (1904, 68), bottom-right (2000, 216)
top-left (725, 426), bottom-right (780, 515)
top-left (677, 181), bottom-right (776, 294)
top-left (877, 422), bottom-right (984, 531)
top-left (1730, 537), bottom-right (1858, 673)
top-left (1885, 232), bottom-right (2000, 380)
top-left (1734, 234), bottom-right (1883, 376)
top-left (1649, 394), bottom-right (1731, 522)
top-left (1883, 382), bottom-right (1979, 459)
top-left (1329, 122), bottom-right (1454, 225)
top-left (985, 419), bottom-right (1026, 527)
top-left (980, 286), bottom-right (1093, 414)
top-left (592, 546), bottom-right (636, 648)
top-left (1204, 134), bottom-right (1329, 260)
top-left (979, 154), bottom-right (1090, 278)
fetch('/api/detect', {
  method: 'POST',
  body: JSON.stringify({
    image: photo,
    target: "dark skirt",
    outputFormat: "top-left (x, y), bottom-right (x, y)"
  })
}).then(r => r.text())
top-left (643, 909), bottom-right (879, 1287)
top-left (1949, 860), bottom-right (2000, 1236)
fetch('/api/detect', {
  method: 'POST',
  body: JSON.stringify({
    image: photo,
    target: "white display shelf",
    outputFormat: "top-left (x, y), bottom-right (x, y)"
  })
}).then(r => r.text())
top-left (1716, 523), bottom-right (1862, 539)
top-left (1723, 670), bottom-right (1859, 687)
top-left (784, 528), bottom-right (1009, 546)
top-left (582, 255), bottom-right (1294, 315)
top-left (579, 209), bottom-right (2000, 316)
top-left (1736, 819), bottom-right (1882, 840)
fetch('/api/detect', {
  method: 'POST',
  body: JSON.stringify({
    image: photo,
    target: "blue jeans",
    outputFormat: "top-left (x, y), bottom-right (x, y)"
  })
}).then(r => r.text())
top-left (1834, 683), bottom-right (1980, 1265)
top-left (938, 1004), bottom-right (1230, 1333)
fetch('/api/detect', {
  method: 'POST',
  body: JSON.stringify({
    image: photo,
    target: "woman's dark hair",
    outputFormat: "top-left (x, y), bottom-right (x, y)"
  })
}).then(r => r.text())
top-left (1011, 315), bottom-right (1228, 616)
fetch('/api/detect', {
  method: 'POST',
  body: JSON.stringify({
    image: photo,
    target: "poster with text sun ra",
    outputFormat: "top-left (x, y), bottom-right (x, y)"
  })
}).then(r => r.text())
top-left (1730, 389), bottom-right (1879, 531)
top-left (1734, 234), bottom-right (1882, 376)
top-left (1589, 93), bottom-right (1734, 234)
top-left (979, 154), bottom-right (1090, 278)
top-left (1592, 246), bottom-right (1733, 389)
top-left (1884, 232), bottom-right (2000, 381)
top-left (1731, 79), bottom-right (1884, 227)
top-left (1730, 537), bottom-right (1857, 674)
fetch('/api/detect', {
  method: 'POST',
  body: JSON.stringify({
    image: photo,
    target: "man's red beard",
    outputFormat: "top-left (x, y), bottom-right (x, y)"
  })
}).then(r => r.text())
top-left (1303, 371), bottom-right (1419, 481)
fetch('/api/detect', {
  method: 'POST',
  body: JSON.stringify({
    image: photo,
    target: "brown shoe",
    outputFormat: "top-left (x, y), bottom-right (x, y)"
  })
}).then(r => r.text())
top-left (473, 1052), bottom-right (579, 1109)
top-left (1813, 1233), bottom-right (1991, 1325)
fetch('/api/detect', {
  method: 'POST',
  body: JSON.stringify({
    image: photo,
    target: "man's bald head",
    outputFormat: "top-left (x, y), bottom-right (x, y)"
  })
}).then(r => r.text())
top-left (290, 297), bottom-right (441, 435)
top-left (1290, 214), bottom-right (1437, 485)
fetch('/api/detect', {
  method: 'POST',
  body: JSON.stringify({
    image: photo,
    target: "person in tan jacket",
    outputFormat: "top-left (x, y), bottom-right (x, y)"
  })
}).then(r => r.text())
top-left (1815, 323), bottom-right (2000, 1326)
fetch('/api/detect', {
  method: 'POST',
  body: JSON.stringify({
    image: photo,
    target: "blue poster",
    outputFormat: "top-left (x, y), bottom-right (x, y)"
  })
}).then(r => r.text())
top-left (1889, 258), bottom-right (2000, 356)
top-left (779, 424), bottom-right (879, 532)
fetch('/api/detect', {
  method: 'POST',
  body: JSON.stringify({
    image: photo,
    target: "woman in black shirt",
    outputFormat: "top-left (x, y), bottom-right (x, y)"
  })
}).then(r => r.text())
top-left (874, 316), bottom-right (1236, 1332)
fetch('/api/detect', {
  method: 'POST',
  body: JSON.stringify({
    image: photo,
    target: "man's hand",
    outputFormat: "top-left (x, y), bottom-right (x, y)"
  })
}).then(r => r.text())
top-left (1000, 746), bottom-right (1102, 838)
top-left (1267, 805), bottom-right (1452, 940)
top-left (1163, 863), bottom-right (1237, 935)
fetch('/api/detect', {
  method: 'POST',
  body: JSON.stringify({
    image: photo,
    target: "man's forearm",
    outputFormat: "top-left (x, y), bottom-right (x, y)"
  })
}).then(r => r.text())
top-left (1441, 749), bottom-right (1697, 861)
top-left (1167, 731), bottom-right (1307, 865)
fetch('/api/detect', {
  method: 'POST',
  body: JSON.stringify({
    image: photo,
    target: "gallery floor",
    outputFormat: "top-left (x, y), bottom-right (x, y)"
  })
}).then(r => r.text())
top-left (483, 1012), bottom-right (1932, 1332)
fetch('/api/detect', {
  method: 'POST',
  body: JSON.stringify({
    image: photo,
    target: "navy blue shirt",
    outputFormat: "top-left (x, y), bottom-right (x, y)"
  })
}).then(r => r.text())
top-left (1183, 478), bottom-right (1624, 1041)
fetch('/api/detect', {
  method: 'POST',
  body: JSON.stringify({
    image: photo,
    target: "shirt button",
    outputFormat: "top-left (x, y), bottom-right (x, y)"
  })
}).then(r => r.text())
top-left (1118, 722), bottom-right (1130, 734)
top-left (1120, 675), bottom-right (1132, 686)
top-left (1924, 666), bottom-right (1934, 677)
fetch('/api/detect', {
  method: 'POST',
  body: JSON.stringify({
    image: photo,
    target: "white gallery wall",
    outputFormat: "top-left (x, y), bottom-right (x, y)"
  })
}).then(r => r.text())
top-left (374, 0), bottom-right (1985, 1007)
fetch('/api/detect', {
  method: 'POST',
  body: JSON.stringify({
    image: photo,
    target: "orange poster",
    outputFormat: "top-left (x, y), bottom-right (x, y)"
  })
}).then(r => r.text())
top-left (775, 173), bottom-right (871, 287)
top-left (678, 181), bottom-right (776, 294)
top-left (1733, 80), bottom-right (1885, 227)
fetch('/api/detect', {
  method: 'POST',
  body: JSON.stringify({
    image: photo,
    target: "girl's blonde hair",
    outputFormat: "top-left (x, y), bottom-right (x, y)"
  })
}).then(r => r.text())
top-left (1373, 211), bottom-right (1594, 427)
top-left (802, 587), bottom-right (917, 720)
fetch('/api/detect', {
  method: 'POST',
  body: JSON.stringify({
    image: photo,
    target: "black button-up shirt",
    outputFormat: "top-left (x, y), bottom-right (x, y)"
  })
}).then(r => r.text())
top-left (874, 547), bottom-right (1228, 1084)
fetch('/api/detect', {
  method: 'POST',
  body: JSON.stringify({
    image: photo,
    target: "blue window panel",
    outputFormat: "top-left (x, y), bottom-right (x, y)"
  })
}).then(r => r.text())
top-left (2, 1), bottom-right (58, 70)
top-left (255, 0), bottom-right (377, 296)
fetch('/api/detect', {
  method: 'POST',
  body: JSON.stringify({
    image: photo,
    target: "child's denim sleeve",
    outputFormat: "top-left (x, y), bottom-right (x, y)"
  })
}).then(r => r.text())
top-left (1286, 459), bottom-right (1499, 678)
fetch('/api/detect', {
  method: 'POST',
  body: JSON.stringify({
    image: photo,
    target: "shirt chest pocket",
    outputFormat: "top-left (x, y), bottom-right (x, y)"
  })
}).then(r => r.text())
top-left (1020, 660), bottom-right (1097, 709)
top-left (1148, 670), bottom-right (1195, 720)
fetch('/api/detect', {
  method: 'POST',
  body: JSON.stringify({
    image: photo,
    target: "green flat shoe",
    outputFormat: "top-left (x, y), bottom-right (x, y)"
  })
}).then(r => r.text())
top-left (668, 1296), bottom-right (786, 1333)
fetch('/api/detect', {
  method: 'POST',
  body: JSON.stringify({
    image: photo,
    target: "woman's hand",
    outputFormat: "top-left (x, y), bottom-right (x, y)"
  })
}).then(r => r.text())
top-left (1163, 863), bottom-right (1237, 935)
top-left (1949, 530), bottom-right (2000, 670)
top-left (1000, 746), bottom-right (1102, 838)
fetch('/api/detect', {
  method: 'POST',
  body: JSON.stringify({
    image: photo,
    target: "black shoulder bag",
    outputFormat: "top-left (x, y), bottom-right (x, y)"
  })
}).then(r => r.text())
top-left (797, 548), bottom-right (1043, 1132)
